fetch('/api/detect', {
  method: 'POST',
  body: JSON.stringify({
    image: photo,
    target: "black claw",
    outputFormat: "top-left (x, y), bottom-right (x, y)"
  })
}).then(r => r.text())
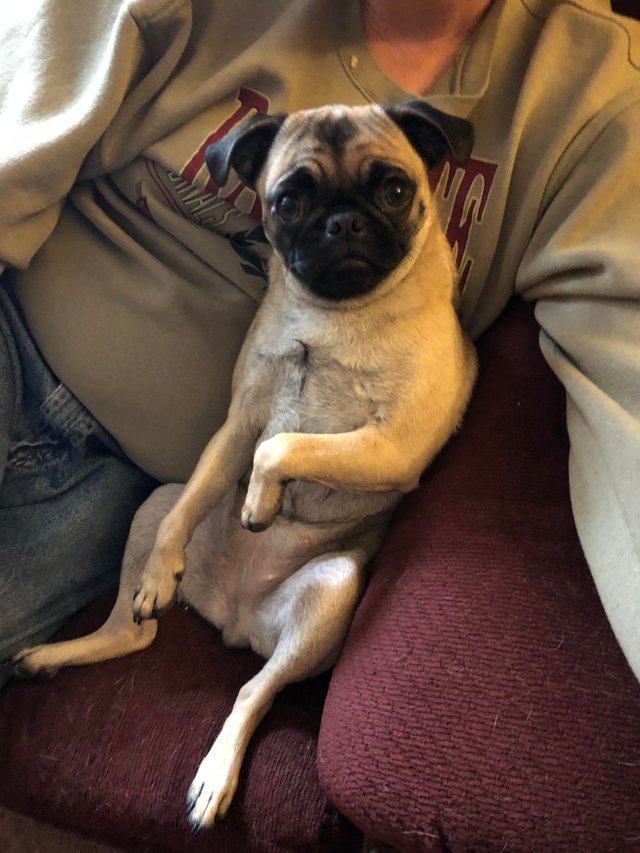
top-left (32, 667), bottom-right (56, 683)
top-left (133, 611), bottom-right (142, 625)
top-left (11, 661), bottom-right (29, 679)
top-left (187, 809), bottom-right (206, 836)
top-left (186, 782), bottom-right (204, 815)
top-left (245, 519), bottom-right (269, 533)
top-left (174, 569), bottom-right (185, 582)
top-left (150, 592), bottom-right (162, 619)
top-left (12, 661), bottom-right (54, 682)
top-left (11, 653), bottom-right (32, 678)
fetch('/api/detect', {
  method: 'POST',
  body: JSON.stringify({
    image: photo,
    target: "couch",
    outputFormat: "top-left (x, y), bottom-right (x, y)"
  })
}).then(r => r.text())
top-left (1, 294), bottom-right (639, 853)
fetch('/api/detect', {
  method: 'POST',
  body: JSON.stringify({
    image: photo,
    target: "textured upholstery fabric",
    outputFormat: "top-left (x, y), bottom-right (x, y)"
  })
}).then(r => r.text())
top-left (0, 600), bottom-right (359, 852)
top-left (2, 299), bottom-right (639, 853)
top-left (318, 299), bottom-right (640, 852)
top-left (0, 806), bottom-right (122, 853)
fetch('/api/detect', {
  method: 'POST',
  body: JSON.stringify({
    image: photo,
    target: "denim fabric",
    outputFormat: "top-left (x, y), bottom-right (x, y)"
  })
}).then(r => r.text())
top-left (0, 285), bottom-right (157, 684)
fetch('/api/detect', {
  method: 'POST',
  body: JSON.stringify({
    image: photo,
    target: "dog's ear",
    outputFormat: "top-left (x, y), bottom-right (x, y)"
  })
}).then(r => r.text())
top-left (384, 101), bottom-right (474, 168)
top-left (205, 112), bottom-right (286, 189)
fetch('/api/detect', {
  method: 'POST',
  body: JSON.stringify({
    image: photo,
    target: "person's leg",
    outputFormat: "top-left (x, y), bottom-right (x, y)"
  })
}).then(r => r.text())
top-left (0, 285), bottom-right (157, 686)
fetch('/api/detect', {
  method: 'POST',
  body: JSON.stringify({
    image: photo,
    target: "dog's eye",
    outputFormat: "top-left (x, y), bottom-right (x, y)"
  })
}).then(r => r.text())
top-left (377, 178), bottom-right (413, 212)
top-left (275, 193), bottom-right (303, 222)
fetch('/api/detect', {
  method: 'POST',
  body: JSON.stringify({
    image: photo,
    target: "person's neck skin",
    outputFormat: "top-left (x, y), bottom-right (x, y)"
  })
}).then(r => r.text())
top-left (361, 0), bottom-right (494, 95)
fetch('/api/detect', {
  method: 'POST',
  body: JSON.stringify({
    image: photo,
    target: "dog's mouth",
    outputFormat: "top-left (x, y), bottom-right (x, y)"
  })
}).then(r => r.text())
top-left (289, 247), bottom-right (400, 301)
top-left (290, 255), bottom-right (383, 300)
top-left (325, 257), bottom-right (373, 273)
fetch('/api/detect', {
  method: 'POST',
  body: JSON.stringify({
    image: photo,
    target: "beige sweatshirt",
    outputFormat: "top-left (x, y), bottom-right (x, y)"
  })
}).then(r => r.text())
top-left (1, 0), bottom-right (639, 679)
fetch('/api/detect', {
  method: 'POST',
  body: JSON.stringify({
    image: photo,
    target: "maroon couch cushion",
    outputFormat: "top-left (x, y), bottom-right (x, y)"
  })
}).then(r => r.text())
top-left (318, 299), bottom-right (640, 851)
top-left (0, 599), bottom-right (359, 852)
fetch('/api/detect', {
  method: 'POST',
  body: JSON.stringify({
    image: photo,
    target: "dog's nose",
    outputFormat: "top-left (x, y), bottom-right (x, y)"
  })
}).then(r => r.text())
top-left (324, 210), bottom-right (365, 239)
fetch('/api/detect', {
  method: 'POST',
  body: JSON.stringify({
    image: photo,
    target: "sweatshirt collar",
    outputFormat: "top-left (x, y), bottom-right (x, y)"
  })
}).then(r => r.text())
top-left (337, 0), bottom-right (508, 118)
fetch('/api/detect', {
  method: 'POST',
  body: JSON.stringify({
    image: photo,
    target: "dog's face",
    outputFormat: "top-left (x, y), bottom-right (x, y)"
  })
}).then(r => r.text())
top-left (206, 102), bottom-right (473, 301)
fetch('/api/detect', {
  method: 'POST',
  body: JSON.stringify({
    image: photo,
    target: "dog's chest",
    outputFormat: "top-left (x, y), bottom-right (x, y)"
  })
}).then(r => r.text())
top-left (257, 339), bottom-right (382, 436)
top-left (246, 338), bottom-right (399, 525)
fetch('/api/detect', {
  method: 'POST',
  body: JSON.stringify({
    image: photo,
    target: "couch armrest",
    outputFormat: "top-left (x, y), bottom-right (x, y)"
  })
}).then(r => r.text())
top-left (318, 298), bottom-right (640, 852)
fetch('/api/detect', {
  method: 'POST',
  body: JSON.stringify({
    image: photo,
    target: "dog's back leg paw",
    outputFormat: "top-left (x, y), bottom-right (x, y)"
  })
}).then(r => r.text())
top-left (10, 614), bottom-right (158, 678)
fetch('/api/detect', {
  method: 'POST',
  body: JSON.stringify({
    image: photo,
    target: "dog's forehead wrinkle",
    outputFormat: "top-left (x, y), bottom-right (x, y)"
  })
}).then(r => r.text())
top-left (273, 107), bottom-right (421, 187)
top-left (314, 113), bottom-right (358, 155)
top-left (275, 164), bottom-right (318, 190)
top-left (266, 153), bottom-right (325, 194)
top-left (281, 104), bottom-right (391, 149)
top-left (360, 156), bottom-right (412, 182)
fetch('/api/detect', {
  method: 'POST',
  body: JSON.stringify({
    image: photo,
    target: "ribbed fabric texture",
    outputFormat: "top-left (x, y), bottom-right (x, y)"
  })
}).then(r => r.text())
top-left (318, 299), bottom-right (640, 852)
top-left (2, 299), bottom-right (639, 852)
top-left (0, 601), bottom-right (359, 852)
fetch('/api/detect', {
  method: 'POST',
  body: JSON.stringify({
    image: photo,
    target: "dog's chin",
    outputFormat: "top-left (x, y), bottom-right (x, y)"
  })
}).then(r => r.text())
top-left (291, 257), bottom-right (390, 302)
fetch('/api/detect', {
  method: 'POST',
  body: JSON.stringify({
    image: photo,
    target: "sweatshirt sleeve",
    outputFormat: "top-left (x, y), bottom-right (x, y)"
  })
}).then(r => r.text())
top-left (0, 0), bottom-right (186, 274)
top-left (516, 98), bottom-right (640, 681)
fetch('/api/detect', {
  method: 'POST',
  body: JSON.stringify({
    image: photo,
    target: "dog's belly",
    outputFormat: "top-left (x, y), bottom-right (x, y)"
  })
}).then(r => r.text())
top-left (179, 352), bottom-right (400, 652)
top-left (280, 479), bottom-right (398, 524)
top-left (178, 484), bottom-right (386, 653)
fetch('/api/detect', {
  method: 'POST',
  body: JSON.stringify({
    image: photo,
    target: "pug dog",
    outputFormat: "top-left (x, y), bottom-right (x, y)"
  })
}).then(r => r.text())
top-left (13, 101), bottom-right (478, 832)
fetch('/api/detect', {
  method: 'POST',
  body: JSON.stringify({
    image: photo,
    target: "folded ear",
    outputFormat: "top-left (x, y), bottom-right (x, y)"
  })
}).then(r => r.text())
top-left (205, 112), bottom-right (286, 189)
top-left (384, 101), bottom-right (474, 168)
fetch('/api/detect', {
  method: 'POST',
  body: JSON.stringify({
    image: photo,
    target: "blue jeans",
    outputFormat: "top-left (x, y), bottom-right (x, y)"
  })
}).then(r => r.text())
top-left (0, 284), bottom-right (157, 686)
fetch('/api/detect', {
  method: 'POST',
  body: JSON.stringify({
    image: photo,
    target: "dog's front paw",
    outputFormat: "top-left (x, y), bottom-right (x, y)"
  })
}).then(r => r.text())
top-left (11, 646), bottom-right (59, 680)
top-left (241, 438), bottom-right (285, 532)
top-left (185, 746), bottom-right (240, 833)
top-left (132, 550), bottom-right (184, 624)
top-left (241, 475), bottom-right (284, 532)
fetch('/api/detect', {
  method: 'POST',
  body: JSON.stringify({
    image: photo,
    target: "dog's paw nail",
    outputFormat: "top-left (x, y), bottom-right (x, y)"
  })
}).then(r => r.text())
top-left (11, 651), bottom-right (36, 679)
top-left (11, 661), bottom-right (29, 678)
top-left (186, 782), bottom-right (203, 815)
top-left (12, 657), bottom-right (57, 681)
top-left (188, 815), bottom-right (204, 836)
top-left (174, 569), bottom-right (185, 582)
top-left (32, 667), bottom-right (57, 682)
top-left (241, 512), bottom-right (269, 533)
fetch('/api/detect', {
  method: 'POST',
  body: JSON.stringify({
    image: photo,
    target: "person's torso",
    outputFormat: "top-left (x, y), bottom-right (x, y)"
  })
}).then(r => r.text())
top-left (12, 0), bottom-right (639, 480)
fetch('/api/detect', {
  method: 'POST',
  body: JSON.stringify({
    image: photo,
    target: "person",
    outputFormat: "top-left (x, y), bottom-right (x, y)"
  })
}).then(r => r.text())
top-left (0, 0), bottom-right (638, 689)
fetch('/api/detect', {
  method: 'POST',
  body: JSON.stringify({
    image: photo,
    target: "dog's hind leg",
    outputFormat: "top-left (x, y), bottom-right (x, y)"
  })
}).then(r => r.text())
top-left (185, 547), bottom-right (367, 832)
top-left (12, 483), bottom-right (184, 679)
